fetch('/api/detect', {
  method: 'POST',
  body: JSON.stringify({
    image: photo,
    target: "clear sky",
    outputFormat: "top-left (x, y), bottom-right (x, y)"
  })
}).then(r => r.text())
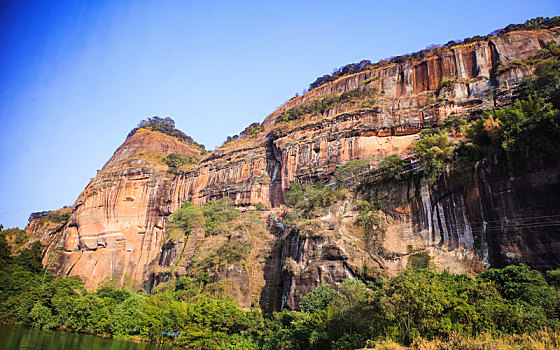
top-left (0, 0), bottom-right (558, 228)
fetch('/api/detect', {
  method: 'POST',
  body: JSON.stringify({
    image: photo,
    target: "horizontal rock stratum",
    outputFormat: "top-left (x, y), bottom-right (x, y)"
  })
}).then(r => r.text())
top-left (27, 27), bottom-right (560, 308)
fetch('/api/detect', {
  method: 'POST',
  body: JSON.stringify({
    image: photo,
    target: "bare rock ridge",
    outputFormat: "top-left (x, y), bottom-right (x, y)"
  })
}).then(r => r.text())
top-left (26, 28), bottom-right (560, 306)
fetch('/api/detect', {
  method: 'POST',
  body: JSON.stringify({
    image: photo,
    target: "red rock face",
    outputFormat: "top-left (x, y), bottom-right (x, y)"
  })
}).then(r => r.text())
top-left (173, 28), bottom-right (560, 208)
top-left (40, 130), bottom-right (203, 289)
top-left (27, 28), bottom-right (560, 292)
top-left (102, 129), bottom-right (201, 171)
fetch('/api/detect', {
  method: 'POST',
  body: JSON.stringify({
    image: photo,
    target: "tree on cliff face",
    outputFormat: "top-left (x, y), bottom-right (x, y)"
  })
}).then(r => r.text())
top-left (413, 132), bottom-right (454, 183)
top-left (168, 198), bottom-right (240, 240)
top-left (168, 201), bottom-right (206, 239)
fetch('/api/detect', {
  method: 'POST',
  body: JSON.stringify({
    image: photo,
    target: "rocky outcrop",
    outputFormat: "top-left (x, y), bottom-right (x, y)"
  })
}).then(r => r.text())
top-left (25, 208), bottom-right (72, 255)
top-left (40, 129), bottom-right (204, 289)
top-left (432, 161), bottom-right (560, 271)
top-left (276, 156), bottom-right (560, 309)
top-left (25, 28), bottom-right (560, 305)
top-left (172, 28), bottom-right (560, 209)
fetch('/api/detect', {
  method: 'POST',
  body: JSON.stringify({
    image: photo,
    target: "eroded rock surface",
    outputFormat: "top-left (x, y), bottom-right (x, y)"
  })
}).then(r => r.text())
top-left (25, 28), bottom-right (560, 309)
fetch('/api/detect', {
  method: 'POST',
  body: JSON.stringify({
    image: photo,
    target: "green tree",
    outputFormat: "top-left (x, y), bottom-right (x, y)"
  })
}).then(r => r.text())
top-left (335, 160), bottom-right (370, 183)
top-left (478, 265), bottom-right (558, 318)
top-left (13, 241), bottom-right (43, 274)
top-left (169, 201), bottom-right (205, 237)
top-left (413, 132), bottom-right (454, 183)
top-left (300, 284), bottom-right (337, 314)
top-left (201, 198), bottom-right (240, 235)
top-left (29, 302), bottom-right (58, 329)
top-left (111, 294), bottom-right (147, 335)
top-left (377, 155), bottom-right (405, 181)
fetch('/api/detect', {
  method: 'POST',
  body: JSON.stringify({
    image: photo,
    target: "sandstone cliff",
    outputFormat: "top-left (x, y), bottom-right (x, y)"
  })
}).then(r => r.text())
top-left (25, 27), bottom-right (560, 309)
top-left (171, 28), bottom-right (560, 210)
top-left (36, 129), bottom-right (205, 289)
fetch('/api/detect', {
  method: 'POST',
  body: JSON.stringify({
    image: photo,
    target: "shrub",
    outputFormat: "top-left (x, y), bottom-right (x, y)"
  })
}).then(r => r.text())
top-left (334, 159), bottom-right (370, 183)
top-left (197, 240), bottom-right (253, 270)
top-left (443, 115), bottom-right (467, 135)
top-left (163, 153), bottom-right (199, 174)
top-left (201, 198), bottom-right (240, 236)
top-left (276, 88), bottom-right (378, 125)
top-left (300, 284), bottom-right (337, 314)
top-left (461, 95), bottom-right (560, 167)
top-left (284, 182), bottom-right (348, 220)
top-left (224, 122), bottom-right (264, 145)
top-left (1, 227), bottom-right (28, 247)
top-left (168, 201), bottom-right (206, 238)
top-left (439, 78), bottom-right (456, 89)
top-left (407, 252), bottom-right (432, 269)
top-left (355, 200), bottom-right (385, 254)
top-left (377, 155), bottom-right (405, 181)
top-left (539, 40), bottom-right (560, 58)
top-left (168, 198), bottom-right (240, 239)
top-left (240, 122), bottom-right (264, 138)
top-left (38, 210), bottom-right (71, 224)
top-left (276, 94), bottom-right (338, 124)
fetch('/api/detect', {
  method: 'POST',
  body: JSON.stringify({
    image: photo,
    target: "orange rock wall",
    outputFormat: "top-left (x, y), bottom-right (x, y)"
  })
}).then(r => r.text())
top-left (42, 130), bottom-right (202, 289)
top-left (174, 28), bottom-right (560, 209)
top-left (29, 28), bottom-right (560, 290)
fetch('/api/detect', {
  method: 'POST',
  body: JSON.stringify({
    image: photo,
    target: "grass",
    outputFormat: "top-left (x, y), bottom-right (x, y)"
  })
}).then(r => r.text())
top-left (363, 330), bottom-right (560, 349)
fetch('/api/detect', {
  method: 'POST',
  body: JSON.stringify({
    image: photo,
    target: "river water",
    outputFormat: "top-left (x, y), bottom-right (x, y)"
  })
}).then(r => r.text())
top-left (0, 324), bottom-right (182, 350)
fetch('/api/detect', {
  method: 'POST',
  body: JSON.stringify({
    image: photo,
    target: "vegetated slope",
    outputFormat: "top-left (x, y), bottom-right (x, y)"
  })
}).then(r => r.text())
top-left (23, 20), bottom-right (560, 313)
top-left (2, 236), bottom-right (560, 349)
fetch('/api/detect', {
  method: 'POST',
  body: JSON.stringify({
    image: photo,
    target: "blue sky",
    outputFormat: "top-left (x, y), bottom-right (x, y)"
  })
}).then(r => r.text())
top-left (1, 0), bottom-right (559, 228)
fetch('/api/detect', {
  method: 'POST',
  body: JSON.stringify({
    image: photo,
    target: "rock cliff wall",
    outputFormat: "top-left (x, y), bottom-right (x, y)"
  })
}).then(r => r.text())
top-left (25, 28), bottom-right (560, 303)
top-left (36, 130), bottom-right (204, 289)
top-left (172, 28), bottom-right (560, 209)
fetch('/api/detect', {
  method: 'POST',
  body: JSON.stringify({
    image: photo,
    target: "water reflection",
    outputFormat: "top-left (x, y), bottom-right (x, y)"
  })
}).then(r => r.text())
top-left (0, 324), bottom-right (180, 350)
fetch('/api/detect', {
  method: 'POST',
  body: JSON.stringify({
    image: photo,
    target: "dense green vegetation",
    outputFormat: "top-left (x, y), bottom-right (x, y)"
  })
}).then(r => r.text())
top-left (28, 208), bottom-right (71, 224)
top-left (168, 198), bottom-right (241, 239)
top-left (308, 16), bottom-right (560, 91)
top-left (439, 77), bottom-right (456, 89)
top-left (361, 76), bottom-right (379, 85)
top-left (355, 200), bottom-right (385, 255)
top-left (376, 155), bottom-right (406, 182)
top-left (413, 131), bottom-right (455, 183)
top-left (457, 47), bottom-right (560, 172)
top-left (163, 153), bottom-right (200, 174)
top-left (0, 226), bottom-right (28, 248)
top-left (276, 88), bottom-right (378, 125)
top-left (263, 266), bottom-right (560, 349)
top-left (390, 44), bottom-right (560, 184)
top-left (2, 225), bottom-right (558, 350)
top-left (283, 182), bottom-right (349, 224)
top-left (334, 159), bottom-right (370, 183)
top-left (127, 117), bottom-right (206, 151)
top-left (39, 209), bottom-right (71, 224)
